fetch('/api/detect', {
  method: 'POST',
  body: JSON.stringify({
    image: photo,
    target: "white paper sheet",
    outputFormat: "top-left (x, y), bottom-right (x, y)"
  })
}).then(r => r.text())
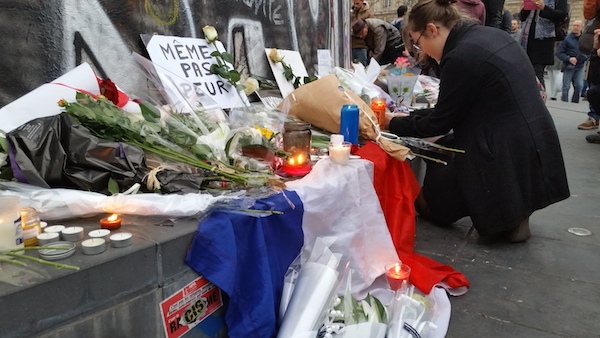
top-left (265, 48), bottom-right (309, 99)
top-left (0, 63), bottom-right (100, 134)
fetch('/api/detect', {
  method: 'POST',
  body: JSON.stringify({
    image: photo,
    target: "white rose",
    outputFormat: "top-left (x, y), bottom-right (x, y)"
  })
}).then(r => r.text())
top-left (243, 77), bottom-right (259, 95)
top-left (269, 48), bottom-right (284, 63)
top-left (202, 25), bottom-right (218, 43)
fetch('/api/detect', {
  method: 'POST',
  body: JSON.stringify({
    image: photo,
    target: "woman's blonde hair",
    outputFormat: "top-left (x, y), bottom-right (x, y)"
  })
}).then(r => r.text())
top-left (407, 0), bottom-right (464, 33)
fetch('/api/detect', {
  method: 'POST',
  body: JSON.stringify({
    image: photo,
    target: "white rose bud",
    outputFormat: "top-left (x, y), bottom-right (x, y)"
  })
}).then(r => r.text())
top-left (243, 77), bottom-right (259, 95)
top-left (269, 48), bottom-right (284, 63)
top-left (202, 25), bottom-right (218, 43)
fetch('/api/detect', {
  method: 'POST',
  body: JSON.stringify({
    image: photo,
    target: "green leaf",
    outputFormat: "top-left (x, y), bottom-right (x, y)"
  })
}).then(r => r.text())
top-left (209, 64), bottom-right (221, 76)
top-left (284, 68), bottom-right (294, 81)
top-left (108, 178), bottom-right (120, 195)
top-left (139, 101), bottom-right (161, 123)
top-left (228, 70), bottom-right (241, 83)
top-left (221, 52), bottom-right (234, 64)
top-left (210, 51), bottom-right (221, 57)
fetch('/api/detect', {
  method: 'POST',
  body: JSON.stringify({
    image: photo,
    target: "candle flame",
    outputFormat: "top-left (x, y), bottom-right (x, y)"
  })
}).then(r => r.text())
top-left (394, 264), bottom-right (401, 274)
top-left (107, 214), bottom-right (119, 221)
top-left (287, 153), bottom-right (306, 166)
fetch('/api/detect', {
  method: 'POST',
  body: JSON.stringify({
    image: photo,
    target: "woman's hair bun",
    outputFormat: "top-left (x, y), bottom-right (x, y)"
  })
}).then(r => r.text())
top-left (436, 0), bottom-right (458, 4)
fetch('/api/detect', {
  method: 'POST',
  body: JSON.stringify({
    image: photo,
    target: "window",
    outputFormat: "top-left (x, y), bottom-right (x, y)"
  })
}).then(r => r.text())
top-left (384, 0), bottom-right (391, 7)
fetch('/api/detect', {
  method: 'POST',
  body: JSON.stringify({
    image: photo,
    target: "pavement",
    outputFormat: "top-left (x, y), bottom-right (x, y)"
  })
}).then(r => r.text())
top-left (412, 96), bottom-right (600, 337)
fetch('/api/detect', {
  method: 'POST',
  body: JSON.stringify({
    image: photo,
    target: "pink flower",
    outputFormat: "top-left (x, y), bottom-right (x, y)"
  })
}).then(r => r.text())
top-left (394, 57), bottom-right (410, 68)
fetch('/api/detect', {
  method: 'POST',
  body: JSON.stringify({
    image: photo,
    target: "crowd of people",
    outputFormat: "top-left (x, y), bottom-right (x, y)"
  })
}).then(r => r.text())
top-left (351, 0), bottom-right (600, 144)
top-left (349, 0), bottom-right (600, 243)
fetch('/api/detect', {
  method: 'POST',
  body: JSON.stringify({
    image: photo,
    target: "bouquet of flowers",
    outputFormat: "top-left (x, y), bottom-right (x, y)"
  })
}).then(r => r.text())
top-left (386, 57), bottom-right (421, 107)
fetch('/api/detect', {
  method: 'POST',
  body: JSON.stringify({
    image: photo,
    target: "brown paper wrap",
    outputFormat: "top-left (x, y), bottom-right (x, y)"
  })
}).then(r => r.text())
top-left (278, 74), bottom-right (410, 161)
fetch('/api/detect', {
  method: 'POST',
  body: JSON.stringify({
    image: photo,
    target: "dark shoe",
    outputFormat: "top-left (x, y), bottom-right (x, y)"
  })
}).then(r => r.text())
top-left (506, 217), bottom-right (531, 243)
top-left (550, 97), bottom-right (557, 101)
top-left (586, 133), bottom-right (600, 143)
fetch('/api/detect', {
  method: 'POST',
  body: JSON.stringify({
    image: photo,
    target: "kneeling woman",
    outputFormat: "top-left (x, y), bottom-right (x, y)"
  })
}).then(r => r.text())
top-left (385, 0), bottom-right (569, 242)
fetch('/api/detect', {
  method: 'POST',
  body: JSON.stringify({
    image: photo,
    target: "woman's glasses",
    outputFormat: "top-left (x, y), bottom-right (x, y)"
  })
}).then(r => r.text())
top-left (411, 29), bottom-right (426, 51)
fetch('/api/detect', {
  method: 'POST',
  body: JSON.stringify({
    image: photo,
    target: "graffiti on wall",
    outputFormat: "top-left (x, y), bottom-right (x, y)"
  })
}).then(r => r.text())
top-left (0, 0), bottom-right (335, 107)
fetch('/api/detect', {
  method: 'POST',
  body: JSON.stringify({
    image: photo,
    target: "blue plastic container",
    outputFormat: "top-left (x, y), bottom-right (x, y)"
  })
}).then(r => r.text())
top-left (340, 104), bottom-right (359, 145)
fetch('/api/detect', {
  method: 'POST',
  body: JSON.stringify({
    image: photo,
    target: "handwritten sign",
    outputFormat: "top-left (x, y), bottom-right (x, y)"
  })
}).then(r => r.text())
top-left (317, 49), bottom-right (333, 77)
top-left (145, 35), bottom-right (246, 109)
top-left (159, 275), bottom-right (223, 338)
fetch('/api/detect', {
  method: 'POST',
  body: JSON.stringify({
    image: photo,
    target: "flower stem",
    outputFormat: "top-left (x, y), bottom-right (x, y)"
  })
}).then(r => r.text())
top-left (0, 257), bottom-right (27, 266)
top-left (5, 253), bottom-right (80, 271)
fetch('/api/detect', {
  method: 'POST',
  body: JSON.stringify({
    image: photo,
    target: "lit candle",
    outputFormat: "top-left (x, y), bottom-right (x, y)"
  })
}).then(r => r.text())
top-left (100, 214), bottom-right (122, 230)
top-left (371, 97), bottom-right (387, 126)
top-left (385, 262), bottom-right (411, 291)
top-left (282, 152), bottom-right (312, 177)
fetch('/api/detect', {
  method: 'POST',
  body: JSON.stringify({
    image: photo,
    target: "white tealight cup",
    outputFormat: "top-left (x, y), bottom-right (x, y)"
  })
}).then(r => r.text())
top-left (81, 238), bottom-right (107, 255)
top-left (44, 225), bottom-right (66, 235)
top-left (110, 232), bottom-right (133, 248)
top-left (61, 226), bottom-right (84, 242)
top-left (89, 229), bottom-right (111, 242)
top-left (37, 232), bottom-right (60, 246)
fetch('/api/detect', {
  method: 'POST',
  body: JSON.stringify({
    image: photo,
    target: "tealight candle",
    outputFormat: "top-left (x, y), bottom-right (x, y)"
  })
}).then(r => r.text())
top-left (89, 229), bottom-right (111, 242)
top-left (110, 232), bottom-right (132, 248)
top-left (37, 232), bottom-right (60, 246)
top-left (44, 225), bottom-right (66, 234)
top-left (385, 262), bottom-right (411, 291)
top-left (61, 226), bottom-right (84, 242)
top-left (81, 238), bottom-right (107, 255)
top-left (100, 214), bottom-right (121, 230)
top-left (282, 152), bottom-right (312, 177)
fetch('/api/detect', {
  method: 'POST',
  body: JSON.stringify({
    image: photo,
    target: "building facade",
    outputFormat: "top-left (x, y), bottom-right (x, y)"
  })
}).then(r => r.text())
top-left (371, 0), bottom-right (585, 26)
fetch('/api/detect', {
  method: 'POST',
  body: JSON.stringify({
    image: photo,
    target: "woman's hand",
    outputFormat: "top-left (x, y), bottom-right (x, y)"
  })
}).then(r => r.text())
top-left (534, 0), bottom-right (545, 10)
top-left (383, 111), bottom-right (410, 130)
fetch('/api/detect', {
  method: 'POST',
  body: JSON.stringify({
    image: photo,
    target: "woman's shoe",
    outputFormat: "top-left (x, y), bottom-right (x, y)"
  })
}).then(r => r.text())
top-left (506, 217), bottom-right (531, 243)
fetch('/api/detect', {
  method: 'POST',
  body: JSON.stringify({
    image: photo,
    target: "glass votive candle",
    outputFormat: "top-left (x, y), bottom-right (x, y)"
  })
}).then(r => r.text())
top-left (385, 262), bottom-right (411, 291)
top-left (328, 134), bottom-right (351, 164)
top-left (371, 97), bottom-right (386, 126)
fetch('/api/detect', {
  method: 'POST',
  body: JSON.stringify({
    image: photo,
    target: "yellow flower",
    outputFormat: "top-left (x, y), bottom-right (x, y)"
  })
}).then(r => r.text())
top-left (243, 77), bottom-right (259, 95)
top-left (202, 25), bottom-right (218, 43)
top-left (269, 48), bottom-right (284, 63)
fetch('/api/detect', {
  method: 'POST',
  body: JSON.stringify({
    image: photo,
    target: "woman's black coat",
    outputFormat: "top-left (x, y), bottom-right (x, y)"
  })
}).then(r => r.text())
top-left (389, 22), bottom-right (570, 235)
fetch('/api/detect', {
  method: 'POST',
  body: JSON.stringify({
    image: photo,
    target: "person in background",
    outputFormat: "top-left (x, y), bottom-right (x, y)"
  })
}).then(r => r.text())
top-left (510, 19), bottom-right (522, 40)
top-left (391, 5), bottom-right (408, 31)
top-left (384, 0), bottom-right (569, 243)
top-left (519, 0), bottom-right (568, 90)
top-left (547, 42), bottom-right (563, 100)
top-left (556, 20), bottom-right (587, 103)
top-left (351, 0), bottom-right (375, 66)
top-left (457, 0), bottom-right (486, 25)
top-left (482, 0), bottom-right (505, 28)
top-left (352, 18), bottom-right (404, 65)
top-left (501, 7), bottom-right (512, 32)
top-left (585, 29), bottom-right (600, 141)
top-left (576, 0), bottom-right (600, 129)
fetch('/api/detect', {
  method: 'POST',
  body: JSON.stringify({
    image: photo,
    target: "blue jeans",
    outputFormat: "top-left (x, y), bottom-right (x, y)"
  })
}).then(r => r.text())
top-left (561, 66), bottom-right (584, 103)
top-left (352, 48), bottom-right (368, 66)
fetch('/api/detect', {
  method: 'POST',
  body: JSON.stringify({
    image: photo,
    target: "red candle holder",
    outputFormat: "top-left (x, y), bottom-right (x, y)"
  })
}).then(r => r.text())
top-left (282, 152), bottom-right (312, 177)
top-left (100, 214), bottom-right (122, 230)
top-left (385, 262), bottom-right (411, 291)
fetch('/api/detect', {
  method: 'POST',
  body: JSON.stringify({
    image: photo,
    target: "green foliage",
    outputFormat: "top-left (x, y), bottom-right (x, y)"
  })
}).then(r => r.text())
top-left (108, 178), bottom-right (120, 195)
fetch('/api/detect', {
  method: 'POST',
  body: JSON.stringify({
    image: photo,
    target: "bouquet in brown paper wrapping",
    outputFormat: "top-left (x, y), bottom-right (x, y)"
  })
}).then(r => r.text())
top-left (277, 74), bottom-right (410, 161)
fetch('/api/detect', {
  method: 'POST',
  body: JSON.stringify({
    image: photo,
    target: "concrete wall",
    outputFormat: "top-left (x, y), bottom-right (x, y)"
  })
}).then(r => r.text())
top-left (0, 0), bottom-right (345, 107)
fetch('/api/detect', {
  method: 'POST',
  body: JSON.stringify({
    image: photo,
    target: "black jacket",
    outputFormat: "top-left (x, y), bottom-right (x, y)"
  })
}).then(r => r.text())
top-left (389, 22), bottom-right (569, 235)
top-left (520, 0), bottom-right (568, 65)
